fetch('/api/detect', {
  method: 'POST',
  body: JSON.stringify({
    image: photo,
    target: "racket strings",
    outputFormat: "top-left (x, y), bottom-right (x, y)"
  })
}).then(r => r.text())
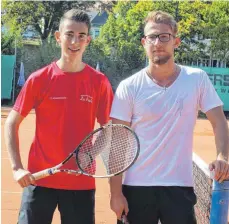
top-left (104, 128), bottom-right (137, 174)
top-left (77, 126), bottom-right (139, 177)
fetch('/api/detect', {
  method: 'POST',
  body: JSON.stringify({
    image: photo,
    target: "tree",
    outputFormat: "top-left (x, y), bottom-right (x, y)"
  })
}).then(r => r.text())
top-left (1, 1), bottom-right (107, 42)
top-left (203, 1), bottom-right (229, 64)
top-left (99, 0), bottom-right (229, 69)
top-left (1, 33), bottom-right (17, 55)
top-left (99, 1), bottom-right (144, 71)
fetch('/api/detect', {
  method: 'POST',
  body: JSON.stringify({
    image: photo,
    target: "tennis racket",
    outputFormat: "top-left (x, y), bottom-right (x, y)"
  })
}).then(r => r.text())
top-left (33, 123), bottom-right (140, 180)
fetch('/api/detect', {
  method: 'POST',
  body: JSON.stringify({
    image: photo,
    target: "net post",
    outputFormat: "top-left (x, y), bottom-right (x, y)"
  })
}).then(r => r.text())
top-left (210, 180), bottom-right (229, 224)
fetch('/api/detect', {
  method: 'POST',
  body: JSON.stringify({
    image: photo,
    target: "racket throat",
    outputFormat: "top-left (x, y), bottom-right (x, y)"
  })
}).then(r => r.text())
top-left (48, 169), bottom-right (56, 175)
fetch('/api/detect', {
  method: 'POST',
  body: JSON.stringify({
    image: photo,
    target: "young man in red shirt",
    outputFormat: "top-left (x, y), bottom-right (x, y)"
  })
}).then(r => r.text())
top-left (4, 9), bottom-right (113, 224)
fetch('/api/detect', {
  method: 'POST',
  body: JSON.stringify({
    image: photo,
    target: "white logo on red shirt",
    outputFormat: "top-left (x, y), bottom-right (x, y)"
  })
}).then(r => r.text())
top-left (80, 95), bottom-right (93, 103)
top-left (49, 97), bottom-right (67, 100)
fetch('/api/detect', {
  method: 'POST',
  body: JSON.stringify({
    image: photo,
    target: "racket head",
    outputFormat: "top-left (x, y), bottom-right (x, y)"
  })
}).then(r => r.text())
top-left (75, 124), bottom-right (140, 178)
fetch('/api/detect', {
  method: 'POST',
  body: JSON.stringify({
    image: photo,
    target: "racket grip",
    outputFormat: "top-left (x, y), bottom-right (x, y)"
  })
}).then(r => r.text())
top-left (32, 169), bottom-right (52, 180)
top-left (121, 214), bottom-right (129, 224)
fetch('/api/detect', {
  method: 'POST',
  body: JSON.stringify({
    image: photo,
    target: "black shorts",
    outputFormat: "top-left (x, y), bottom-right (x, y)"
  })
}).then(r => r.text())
top-left (117, 185), bottom-right (197, 224)
top-left (18, 185), bottom-right (95, 224)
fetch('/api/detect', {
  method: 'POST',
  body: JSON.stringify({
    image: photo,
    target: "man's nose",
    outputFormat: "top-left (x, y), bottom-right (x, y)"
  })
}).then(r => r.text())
top-left (71, 36), bottom-right (80, 44)
top-left (153, 37), bottom-right (161, 45)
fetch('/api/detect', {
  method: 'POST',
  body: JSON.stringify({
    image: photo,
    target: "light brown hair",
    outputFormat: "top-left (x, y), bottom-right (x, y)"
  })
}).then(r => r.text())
top-left (144, 11), bottom-right (178, 34)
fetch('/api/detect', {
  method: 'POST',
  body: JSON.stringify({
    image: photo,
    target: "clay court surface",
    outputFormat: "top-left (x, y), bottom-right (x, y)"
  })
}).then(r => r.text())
top-left (1, 106), bottom-right (229, 224)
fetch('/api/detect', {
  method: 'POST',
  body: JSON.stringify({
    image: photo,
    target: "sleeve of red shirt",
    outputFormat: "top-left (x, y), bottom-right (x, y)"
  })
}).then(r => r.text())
top-left (13, 74), bottom-right (41, 117)
top-left (96, 76), bottom-right (114, 125)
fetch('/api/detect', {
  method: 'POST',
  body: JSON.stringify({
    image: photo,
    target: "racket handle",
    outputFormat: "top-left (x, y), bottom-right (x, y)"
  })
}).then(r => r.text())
top-left (121, 214), bottom-right (129, 224)
top-left (32, 168), bottom-right (53, 180)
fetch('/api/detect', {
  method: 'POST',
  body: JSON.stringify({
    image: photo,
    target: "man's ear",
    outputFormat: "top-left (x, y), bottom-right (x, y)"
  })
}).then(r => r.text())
top-left (141, 37), bottom-right (146, 48)
top-left (174, 36), bottom-right (181, 49)
top-left (55, 31), bottom-right (61, 45)
top-left (85, 35), bottom-right (91, 46)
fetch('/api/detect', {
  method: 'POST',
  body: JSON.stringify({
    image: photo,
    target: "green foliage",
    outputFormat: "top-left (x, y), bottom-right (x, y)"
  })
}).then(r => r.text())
top-left (99, 1), bottom-right (145, 72)
top-left (98, 0), bottom-right (228, 75)
top-left (203, 1), bottom-right (229, 63)
top-left (4, 0), bottom-right (229, 94)
top-left (1, 33), bottom-right (16, 55)
top-left (20, 39), bottom-right (60, 77)
top-left (2, 1), bottom-right (96, 41)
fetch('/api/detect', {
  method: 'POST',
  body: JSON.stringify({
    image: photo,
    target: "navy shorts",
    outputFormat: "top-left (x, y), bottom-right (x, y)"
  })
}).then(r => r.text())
top-left (117, 185), bottom-right (197, 224)
top-left (18, 185), bottom-right (95, 224)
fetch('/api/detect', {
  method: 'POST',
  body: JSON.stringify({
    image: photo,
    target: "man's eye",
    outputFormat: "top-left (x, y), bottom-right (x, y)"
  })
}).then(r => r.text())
top-left (148, 36), bottom-right (156, 40)
top-left (66, 33), bottom-right (73, 37)
top-left (79, 34), bottom-right (86, 39)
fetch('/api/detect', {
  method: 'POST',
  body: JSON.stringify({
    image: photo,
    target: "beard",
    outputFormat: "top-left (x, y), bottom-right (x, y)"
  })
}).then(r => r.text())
top-left (151, 55), bottom-right (171, 65)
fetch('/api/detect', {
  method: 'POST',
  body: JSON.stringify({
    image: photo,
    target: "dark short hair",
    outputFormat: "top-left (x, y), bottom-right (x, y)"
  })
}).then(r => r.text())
top-left (59, 9), bottom-right (91, 33)
top-left (144, 11), bottom-right (178, 35)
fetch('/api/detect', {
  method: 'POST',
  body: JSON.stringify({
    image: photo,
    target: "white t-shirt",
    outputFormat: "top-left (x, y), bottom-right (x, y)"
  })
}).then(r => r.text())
top-left (110, 65), bottom-right (223, 187)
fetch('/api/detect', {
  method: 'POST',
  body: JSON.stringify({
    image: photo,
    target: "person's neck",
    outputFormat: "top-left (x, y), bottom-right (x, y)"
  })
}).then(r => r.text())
top-left (148, 61), bottom-right (178, 82)
top-left (56, 57), bottom-right (85, 73)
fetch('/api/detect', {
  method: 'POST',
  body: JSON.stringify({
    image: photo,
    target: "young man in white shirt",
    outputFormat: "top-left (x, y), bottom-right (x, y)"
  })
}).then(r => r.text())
top-left (109, 11), bottom-right (229, 224)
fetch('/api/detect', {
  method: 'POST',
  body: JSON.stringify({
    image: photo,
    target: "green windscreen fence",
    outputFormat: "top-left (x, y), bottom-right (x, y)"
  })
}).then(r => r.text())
top-left (192, 67), bottom-right (229, 111)
top-left (1, 55), bottom-right (16, 99)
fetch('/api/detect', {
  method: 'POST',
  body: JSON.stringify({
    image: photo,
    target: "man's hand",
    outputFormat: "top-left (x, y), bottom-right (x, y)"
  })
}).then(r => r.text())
top-left (209, 160), bottom-right (229, 183)
top-left (206, 107), bottom-right (229, 183)
top-left (110, 193), bottom-right (129, 220)
top-left (13, 168), bottom-right (36, 188)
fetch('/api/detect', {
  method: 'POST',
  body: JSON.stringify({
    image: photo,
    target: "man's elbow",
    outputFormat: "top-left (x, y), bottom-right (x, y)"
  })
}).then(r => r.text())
top-left (215, 117), bottom-right (228, 129)
top-left (4, 111), bottom-right (23, 131)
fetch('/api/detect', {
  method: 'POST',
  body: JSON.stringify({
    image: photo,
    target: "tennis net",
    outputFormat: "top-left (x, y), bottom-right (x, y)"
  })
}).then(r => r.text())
top-left (193, 153), bottom-right (229, 224)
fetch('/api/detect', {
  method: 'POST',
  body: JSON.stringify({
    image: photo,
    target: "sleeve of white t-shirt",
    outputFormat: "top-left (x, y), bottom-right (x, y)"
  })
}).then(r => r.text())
top-left (199, 71), bottom-right (223, 113)
top-left (110, 81), bottom-right (133, 122)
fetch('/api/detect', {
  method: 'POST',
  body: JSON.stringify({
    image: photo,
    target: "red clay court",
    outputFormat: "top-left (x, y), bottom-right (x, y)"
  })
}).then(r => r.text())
top-left (1, 107), bottom-right (229, 223)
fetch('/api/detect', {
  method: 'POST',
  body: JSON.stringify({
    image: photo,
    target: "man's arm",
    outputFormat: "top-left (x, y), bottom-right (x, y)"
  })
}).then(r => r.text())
top-left (4, 110), bottom-right (35, 187)
top-left (109, 118), bottom-right (130, 219)
top-left (206, 106), bottom-right (229, 182)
